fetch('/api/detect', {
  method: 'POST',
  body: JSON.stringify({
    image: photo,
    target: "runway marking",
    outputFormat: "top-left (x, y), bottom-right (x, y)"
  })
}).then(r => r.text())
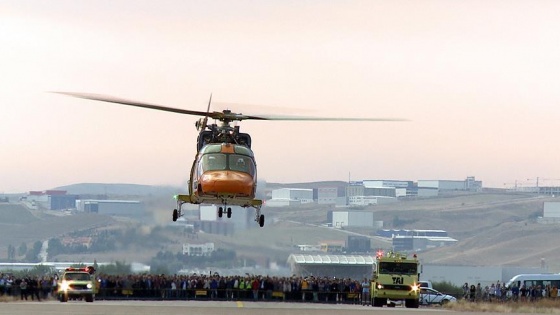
top-left (236, 301), bottom-right (244, 308)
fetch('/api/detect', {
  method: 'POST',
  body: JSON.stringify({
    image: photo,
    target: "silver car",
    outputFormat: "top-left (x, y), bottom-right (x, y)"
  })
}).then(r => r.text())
top-left (419, 287), bottom-right (457, 305)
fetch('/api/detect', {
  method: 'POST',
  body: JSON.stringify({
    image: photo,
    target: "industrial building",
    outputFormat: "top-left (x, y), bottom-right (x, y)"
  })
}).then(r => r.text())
top-left (346, 180), bottom-right (411, 206)
top-left (418, 176), bottom-right (482, 192)
top-left (538, 201), bottom-right (560, 223)
top-left (24, 190), bottom-right (77, 210)
top-left (196, 204), bottom-right (254, 234)
top-left (182, 242), bottom-right (215, 257)
top-left (265, 188), bottom-right (314, 207)
top-left (287, 254), bottom-right (375, 279)
top-left (76, 199), bottom-right (145, 220)
top-left (376, 229), bottom-right (457, 252)
top-left (327, 210), bottom-right (383, 229)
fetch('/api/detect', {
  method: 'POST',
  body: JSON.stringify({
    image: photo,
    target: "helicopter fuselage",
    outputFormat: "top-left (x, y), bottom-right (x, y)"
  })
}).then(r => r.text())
top-left (187, 142), bottom-right (259, 207)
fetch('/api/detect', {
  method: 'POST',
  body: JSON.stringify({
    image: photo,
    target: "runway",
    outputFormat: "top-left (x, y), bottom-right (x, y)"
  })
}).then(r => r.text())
top-left (0, 300), bottom-right (504, 315)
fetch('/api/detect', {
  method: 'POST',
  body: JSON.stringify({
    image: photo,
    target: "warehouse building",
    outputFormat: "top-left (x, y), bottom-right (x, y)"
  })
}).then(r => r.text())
top-left (287, 254), bottom-right (375, 279)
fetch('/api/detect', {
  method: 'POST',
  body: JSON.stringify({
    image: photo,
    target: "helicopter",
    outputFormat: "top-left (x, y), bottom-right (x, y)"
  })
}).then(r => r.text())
top-left (56, 92), bottom-right (406, 227)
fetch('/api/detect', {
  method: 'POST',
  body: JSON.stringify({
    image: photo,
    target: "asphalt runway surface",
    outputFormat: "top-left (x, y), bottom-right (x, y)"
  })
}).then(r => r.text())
top-left (0, 300), bottom-right (506, 315)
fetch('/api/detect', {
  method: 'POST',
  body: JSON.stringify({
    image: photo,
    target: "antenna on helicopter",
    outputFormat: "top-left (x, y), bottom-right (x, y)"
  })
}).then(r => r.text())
top-left (195, 94), bottom-right (212, 131)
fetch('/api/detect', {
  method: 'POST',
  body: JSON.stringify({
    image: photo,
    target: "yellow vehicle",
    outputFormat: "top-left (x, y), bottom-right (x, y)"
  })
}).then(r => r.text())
top-left (370, 250), bottom-right (420, 308)
top-left (58, 266), bottom-right (96, 302)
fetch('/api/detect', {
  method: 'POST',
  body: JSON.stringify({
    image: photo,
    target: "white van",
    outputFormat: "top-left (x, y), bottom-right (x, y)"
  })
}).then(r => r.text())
top-left (505, 274), bottom-right (560, 289)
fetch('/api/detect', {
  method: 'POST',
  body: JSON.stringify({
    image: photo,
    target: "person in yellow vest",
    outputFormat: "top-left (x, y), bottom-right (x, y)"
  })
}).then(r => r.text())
top-left (301, 277), bottom-right (309, 301)
top-left (238, 278), bottom-right (246, 299)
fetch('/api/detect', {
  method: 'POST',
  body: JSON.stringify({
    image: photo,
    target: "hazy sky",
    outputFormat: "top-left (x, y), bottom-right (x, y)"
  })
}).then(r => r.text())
top-left (2, 0), bottom-right (560, 193)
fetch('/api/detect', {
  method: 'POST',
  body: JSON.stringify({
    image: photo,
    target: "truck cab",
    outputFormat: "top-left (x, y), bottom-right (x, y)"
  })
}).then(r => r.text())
top-left (370, 250), bottom-right (420, 308)
top-left (58, 266), bottom-right (96, 302)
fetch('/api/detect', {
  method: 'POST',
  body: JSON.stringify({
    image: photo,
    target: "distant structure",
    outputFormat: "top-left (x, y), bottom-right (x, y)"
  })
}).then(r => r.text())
top-left (346, 180), bottom-right (410, 206)
top-left (418, 176), bottom-right (482, 192)
top-left (327, 210), bottom-right (383, 229)
top-left (182, 242), bottom-right (215, 257)
top-left (287, 254), bottom-right (375, 279)
top-left (376, 229), bottom-right (457, 252)
top-left (296, 236), bottom-right (371, 254)
top-left (24, 190), bottom-right (77, 210)
top-left (265, 188), bottom-right (314, 207)
top-left (76, 199), bottom-right (145, 220)
top-left (316, 187), bottom-right (346, 205)
top-left (538, 202), bottom-right (560, 224)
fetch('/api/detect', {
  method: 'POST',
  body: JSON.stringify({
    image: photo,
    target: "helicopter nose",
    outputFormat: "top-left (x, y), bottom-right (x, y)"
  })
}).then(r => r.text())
top-left (199, 171), bottom-right (255, 196)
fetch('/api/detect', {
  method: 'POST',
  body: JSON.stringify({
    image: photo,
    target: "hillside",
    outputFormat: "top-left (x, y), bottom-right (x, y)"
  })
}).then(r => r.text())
top-left (2, 185), bottom-right (559, 273)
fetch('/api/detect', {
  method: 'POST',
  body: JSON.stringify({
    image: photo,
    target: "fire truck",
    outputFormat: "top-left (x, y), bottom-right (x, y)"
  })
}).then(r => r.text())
top-left (57, 266), bottom-right (96, 302)
top-left (370, 250), bottom-right (420, 308)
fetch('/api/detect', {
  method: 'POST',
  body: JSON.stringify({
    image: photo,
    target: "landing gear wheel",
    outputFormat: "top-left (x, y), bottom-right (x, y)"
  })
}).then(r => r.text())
top-left (259, 214), bottom-right (265, 227)
top-left (172, 209), bottom-right (178, 222)
top-left (227, 207), bottom-right (232, 218)
top-left (218, 207), bottom-right (223, 218)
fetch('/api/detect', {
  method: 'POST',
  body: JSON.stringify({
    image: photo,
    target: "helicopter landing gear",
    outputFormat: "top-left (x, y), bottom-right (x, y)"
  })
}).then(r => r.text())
top-left (255, 206), bottom-right (265, 227)
top-left (218, 207), bottom-right (232, 218)
top-left (173, 198), bottom-right (186, 222)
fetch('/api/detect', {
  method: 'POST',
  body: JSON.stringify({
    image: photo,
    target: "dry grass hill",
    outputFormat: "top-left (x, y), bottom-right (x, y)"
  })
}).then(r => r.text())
top-left (1, 187), bottom-right (559, 272)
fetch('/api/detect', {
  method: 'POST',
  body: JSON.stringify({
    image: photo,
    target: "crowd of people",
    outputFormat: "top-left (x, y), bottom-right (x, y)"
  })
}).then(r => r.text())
top-left (0, 273), bottom-right (369, 304)
top-left (462, 281), bottom-right (559, 302)
top-left (3, 272), bottom-right (558, 304)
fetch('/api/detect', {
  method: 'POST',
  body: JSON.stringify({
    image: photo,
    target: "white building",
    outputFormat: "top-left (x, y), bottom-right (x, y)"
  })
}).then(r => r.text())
top-left (182, 242), bottom-right (215, 256)
top-left (538, 202), bottom-right (560, 224)
top-left (418, 176), bottom-right (482, 191)
top-left (317, 187), bottom-right (338, 204)
top-left (266, 188), bottom-right (314, 207)
top-left (330, 211), bottom-right (382, 228)
top-left (348, 196), bottom-right (397, 206)
top-left (543, 202), bottom-right (560, 218)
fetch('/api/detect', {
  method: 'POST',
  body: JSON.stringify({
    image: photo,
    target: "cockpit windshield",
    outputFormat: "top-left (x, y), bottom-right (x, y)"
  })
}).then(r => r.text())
top-left (201, 154), bottom-right (227, 172)
top-left (229, 155), bottom-right (255, 175)
top-left (200, 153), bottom-right (255, 176)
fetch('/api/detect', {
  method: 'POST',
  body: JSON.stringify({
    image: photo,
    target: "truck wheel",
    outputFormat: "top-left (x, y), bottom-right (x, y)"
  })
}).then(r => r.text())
top-left (85, 294), bottom-right (94, 302)
top-left (405, 298), bottom-right (420, 308)
top-left (373, 297), bottom-right (385, 307)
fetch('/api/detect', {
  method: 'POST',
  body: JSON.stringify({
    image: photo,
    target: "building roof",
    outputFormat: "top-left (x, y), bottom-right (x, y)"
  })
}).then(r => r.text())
top-left (287, 254), bottom-right (375, 265)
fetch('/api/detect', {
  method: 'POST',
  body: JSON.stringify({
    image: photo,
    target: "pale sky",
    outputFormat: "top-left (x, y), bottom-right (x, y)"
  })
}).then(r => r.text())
top-left (2, 0), bottom-right (560, 193)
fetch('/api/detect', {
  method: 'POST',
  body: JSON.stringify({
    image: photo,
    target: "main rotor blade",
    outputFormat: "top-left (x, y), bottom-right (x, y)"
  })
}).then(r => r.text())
top-left (54, 92), bottom-right (210, 117)
top-left (54, 92), bottom-right (408, 122)
top-left (241, 114), bottom-right (409, 122)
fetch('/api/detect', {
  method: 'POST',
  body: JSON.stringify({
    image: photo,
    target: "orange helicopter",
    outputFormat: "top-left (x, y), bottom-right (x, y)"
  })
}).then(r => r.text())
top-left (56, 92), bottom-right (406, 227)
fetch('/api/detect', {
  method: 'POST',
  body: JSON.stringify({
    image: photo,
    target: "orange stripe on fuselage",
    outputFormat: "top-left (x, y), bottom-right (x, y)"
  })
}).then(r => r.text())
top-left (199, 171), bottom-right (254, 197)
top-left (221, 143), bottom-right (235, 154)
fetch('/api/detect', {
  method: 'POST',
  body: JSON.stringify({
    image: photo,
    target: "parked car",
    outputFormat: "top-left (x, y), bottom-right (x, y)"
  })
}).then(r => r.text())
top-left (418, 280), bottom-right (433, 289)
top-left (419, 287), bottom-right (457, 305)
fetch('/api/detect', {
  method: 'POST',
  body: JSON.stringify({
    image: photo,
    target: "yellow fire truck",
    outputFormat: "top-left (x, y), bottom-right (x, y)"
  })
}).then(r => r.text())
top-left (370, 250), bottom-right (420, 308)
top-left (58, 266), bottom-right (96, 302)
